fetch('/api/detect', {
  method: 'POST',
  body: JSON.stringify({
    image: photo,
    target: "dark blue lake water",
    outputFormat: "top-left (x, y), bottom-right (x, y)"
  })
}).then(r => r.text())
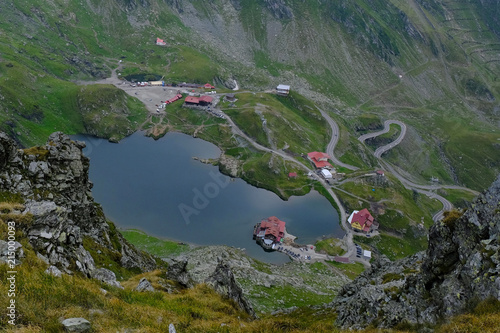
top-left (73, 132), bottom-right (343, 264)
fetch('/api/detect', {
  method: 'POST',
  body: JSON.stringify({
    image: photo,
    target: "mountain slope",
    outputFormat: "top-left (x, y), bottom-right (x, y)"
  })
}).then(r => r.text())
top-left (0, 0), bottom-right (499, 190)
top-left (333, 175), bottom-right (500, 329)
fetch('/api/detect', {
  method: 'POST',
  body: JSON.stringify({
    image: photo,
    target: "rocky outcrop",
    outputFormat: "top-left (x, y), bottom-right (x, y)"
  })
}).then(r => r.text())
top-left (205, 259), bottom-right (256, 318)
top-left (170, 245), bottom-right (348, 316)
top-left (0, 132), bottom-right (156, 276)
top-left (166, 259), bottom-right (194, 288)
top-left (333, 175), bottom-right (500, 329)
top-left (264, 0), bottom-right (293, 19)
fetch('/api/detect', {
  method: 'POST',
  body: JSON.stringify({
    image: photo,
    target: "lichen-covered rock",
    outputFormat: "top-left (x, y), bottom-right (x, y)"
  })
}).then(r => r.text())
top-left (333, 175), bottom-right (500, 329)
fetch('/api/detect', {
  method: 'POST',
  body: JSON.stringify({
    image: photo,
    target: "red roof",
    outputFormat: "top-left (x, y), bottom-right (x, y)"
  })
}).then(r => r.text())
top-left (259, 216), bottom-right (286, 241)
top-left (351, 209), bottom-right (374, 231)
top-left (288, 172), bottom-right (297, 178)
top-left (184, 96), bottom-right (199, 104)
top-left (199, 96), bottom-right (213, 103)
top-left (204, 83), bottom-right (215, 89)
top-left (307, 152), bottom-right (332, 169)
top-left (307, 152), bottom-right (331, 160)
top-left (313, 160), bottom-right (332, 169)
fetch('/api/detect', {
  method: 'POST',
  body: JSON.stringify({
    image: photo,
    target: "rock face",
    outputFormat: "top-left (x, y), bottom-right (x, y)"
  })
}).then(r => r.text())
top-left (166, 259), bottom-right (194, 288)
top-left (205, 259), bottom-right (256, 318)
top-left (168, 245), bottom-right (348, 316)
top-left (333, 175), bottom-right (500, 329)
top-left (0, 132), bottom-right (156, 276)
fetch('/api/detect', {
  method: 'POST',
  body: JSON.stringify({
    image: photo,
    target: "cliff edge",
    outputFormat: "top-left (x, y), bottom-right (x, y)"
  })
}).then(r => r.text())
top-left (0, 132), bottom-right (156, 277)
top-left (333, 175), bottom-right (500, 329)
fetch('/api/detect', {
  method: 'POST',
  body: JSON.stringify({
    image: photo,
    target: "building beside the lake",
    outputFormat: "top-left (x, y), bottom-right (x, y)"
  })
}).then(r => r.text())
top-left (253, 216), bottom-right (286, 250)
top-left (307, 152), bottom-right (333, 169)
top-left (348, 208), bottom-right (378, 233)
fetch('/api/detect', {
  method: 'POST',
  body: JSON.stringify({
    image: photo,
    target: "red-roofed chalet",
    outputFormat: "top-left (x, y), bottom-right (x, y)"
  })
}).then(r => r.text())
top-left (253, 216), bottom-right (286, 243)
top-left (349, 208), bottom-right (374, 232)
top-left (184, 96), bottom-right (200, 104)
top-left (307, 152), bottom-right (332, 169)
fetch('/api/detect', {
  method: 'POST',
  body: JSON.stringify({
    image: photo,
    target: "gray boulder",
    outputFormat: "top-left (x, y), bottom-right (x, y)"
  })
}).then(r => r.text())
top-left (166, 259), bottom-right (194, 288)
top-left (61, 318), bottom-right (91, 332)
top-left (135, 277), bottom-right (155, 292)
top-left (169, 323), bottom-right (176, 333)
top-left (91, 268), bottom-right (123, 289)
top-left (45, 265), bottom-right (62, 277)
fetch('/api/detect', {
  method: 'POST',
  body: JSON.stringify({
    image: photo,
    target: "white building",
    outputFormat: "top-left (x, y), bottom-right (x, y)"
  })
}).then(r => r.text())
top-left (276, 84), bottom-right (290, 96)
top-left (320, 169), bottom-right (333, 179)
top-left (363, 250), bottom-right (372, 259)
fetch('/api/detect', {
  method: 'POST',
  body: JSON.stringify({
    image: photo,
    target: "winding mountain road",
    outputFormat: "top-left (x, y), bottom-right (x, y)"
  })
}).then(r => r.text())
top-left (357, 120), bottom-right (407, 159)
top-left (357, 120), bottom-right (474, 222)
top-left (316, 107), bottom-right (359, 171)
top-left (221, 110), bottom-right (373, 266)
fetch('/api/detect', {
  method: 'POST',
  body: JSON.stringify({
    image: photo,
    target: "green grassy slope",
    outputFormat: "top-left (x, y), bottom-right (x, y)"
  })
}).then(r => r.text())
top-left (0, 0), bottom-right (499, 190)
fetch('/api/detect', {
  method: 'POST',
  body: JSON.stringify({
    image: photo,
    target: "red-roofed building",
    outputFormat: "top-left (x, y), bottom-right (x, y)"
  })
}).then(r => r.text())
top-left (184, 96), bottom-right (200, 105)
top-left (348, 209), bottom-right (375, 232)
top-left (156, 38), bottom-right (166, 46)
top-left (288, 172), bottom-right (297, 179)
top-left (253, 216), bottom-right (286, 249)
top-left (204, 83), bottom-right (215, 89)
top-left (199, 95), bottom-right (213, 105)
top-left (307, 152), bottom-right (333, 169)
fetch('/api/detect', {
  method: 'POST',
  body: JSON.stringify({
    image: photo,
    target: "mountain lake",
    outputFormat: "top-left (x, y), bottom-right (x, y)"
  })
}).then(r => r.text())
top-left (73, 132), bottom-right (343, 264)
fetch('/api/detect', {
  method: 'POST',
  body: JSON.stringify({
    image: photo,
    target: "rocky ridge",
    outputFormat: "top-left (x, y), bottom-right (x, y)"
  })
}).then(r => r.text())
top-left (332, 175), bottom-right (500, 329)
top-left (166, 245), bottom-right (350, 315)
top-left (0, 132), bottom-right (156, 277)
